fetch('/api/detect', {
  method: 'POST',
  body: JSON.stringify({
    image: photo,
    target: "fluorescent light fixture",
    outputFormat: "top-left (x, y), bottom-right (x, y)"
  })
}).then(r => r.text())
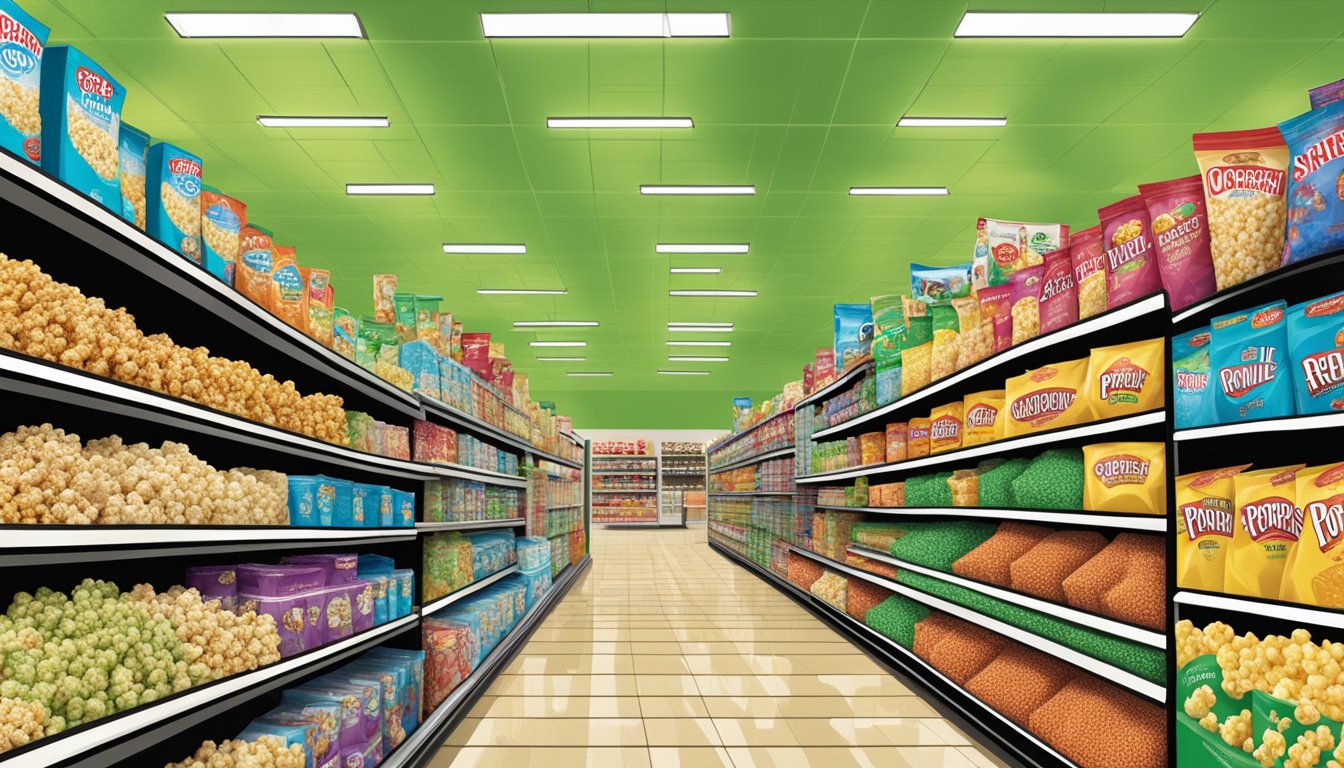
top-left (442, 244), bottom-right (526, 254)
top-left (669, 290), bottom-right (756, 297)
top-left (659, 370), bottom-right (711, 375)
top-left (478, 288), bottom-right (568, 295)
top-left (668, 322), bottom-right (733, 328)
top-left (259, 116), bottom-right (388, 128)
top-left (667, 341), bottom-right (731, 347)
top-left (670, 268), bottom-right (722, 274)
top-left (346, 183), bottom-right (434, 196)
top-left (513, 321), bottom-right (599, 328)
top-left (567, 372), bottom-right (613, 377)
top-left (481, 13), bottom-right (729, 38)
top-left (850, 186), bottom-right (949, 196)
top-left (955, 12), bottom-right (1198, 37)
top-left (166, 13), bottom-right (365, 38)
top-left (537, 356), bottom-right (585, 362)
top-left (898, 116), bottom-right (1006, 128)
top-left (668, 326), bottom-right (733, 333)
top-left (656, 243), bottom-right (749, 254)
top-left (548, 117), bottom-right (693, 129)
top-left (669, 355), bottom-right (729, 362)
top-left (530, 341), bottom-right (587, 347)
top-left (641, 185), bottom-right (754, 196)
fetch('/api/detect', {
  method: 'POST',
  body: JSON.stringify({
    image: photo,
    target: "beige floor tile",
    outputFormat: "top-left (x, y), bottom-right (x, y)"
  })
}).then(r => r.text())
top-left (643, 717), bottom-right (723, 746)
top-left (648, 747), bottom-right (734, 768)
top-left (467, 695), bottom-right (642, 719)
top-left (725, 746), bottom-right (980, 768)
top-left (444, 717), bottom-right (646, 746)
top-left (784, 717), bottom-right (895, 747)
top-left (794, 654), bottom-right (887, 675)
top-left (632, 655), bottom-right (693, 675)
top-left (701, 696), bottom-right (940, 719)
top-left (628, 641), bottom-right (686, 654)
top-left (486, 674), bottom-right (638, 697)
top-left (958, 746), bottom-right (1018, 768)
top-left (432, 747), bottom-right (651, 768)
top-left (712, 718), bottom-right (800, 746)
top-left (922, 719), bottom-right (975, 746)
top-left (638, 696), bottom-right (711, 718)
top-left (504, 654), bottom-right (634, 675)
top-left (636, 674), bottom-right (702, 696)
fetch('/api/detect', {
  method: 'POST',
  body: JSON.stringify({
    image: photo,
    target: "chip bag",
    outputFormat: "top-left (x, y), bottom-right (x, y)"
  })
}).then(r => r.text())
top-left (962, 390), bottom-right (1004, 447)
top-left (333, 309), bottom-right (356, 360)
top-left (907, 417), bottom-right (931, 459)
top-left (1083, 442), bottom-right (1167, 516)
top-left (1137, 175), bottom-right (1217, 312)
top-left (1226, 465), bottom-right (1306, 599)
top-left (1288, 290), bottom-right (1344, 414)
top-left (871, 295), bottom-right (905, 406)
top-left (1193, 126), bottom-right (1289, 290)
top-left (1279, 463), bottom-right (1344, 608)
top-left (910, 263), bottom-right (971, 304)
top-left (1210, 300), bottom-right (1295, 423)
top-left (1004, 357), bottom-right (1094, 436)
top-left (303, 267), bottom-right (334, 347)
top-left (1311, 77), bottom-right (1344, 109)
top-left (270, 245), bottom-right (306, 332)
top-left (1009, 264), bottom-right (1044, 345)
top-left (1280, 101), bottom-right (1344, 266)
top-left (834, 303), bottom-right (874, 371)
top-left (930, 303), bottom-right (960, 381)
top-left (1087, 338), bottom-right (1166, 420)
top-left (953, 296), bottom-right (992, 370)
top-left (236, 224), bottom-right (274, 311)
top-left (928, 402), bottom-right (963, 455)
top-left (901, 298), bottom-right (932, 396)
top-left (1099, 194), bottom-right (1163, 309)
top-left (977, 284), bottom-right (1012, 353)
top-left (1070, 225), bottom-right (1108, 319)
top-left (985, 218), bottom-right (1070, 286)
top-left (118, 123), bottom-right (148, 229)
top-left (885, 422), bottom-right (908, 463)
top-left (1173, 328), bottom-right (1217, 429)
top-left (199, 186), bottom-right (245, 285)
top-left (1038, 248), bottom-right (1078, 335)
top-left (1176, 464), bottom-right (1251, 592)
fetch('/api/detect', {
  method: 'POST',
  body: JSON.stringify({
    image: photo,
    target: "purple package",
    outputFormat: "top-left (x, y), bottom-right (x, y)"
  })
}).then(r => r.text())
top-left (1310, 77), bottom-right (1344, 109)
top-left (239, 592), bottom-right (314, 657)
top-left (312, 584), bottom-right (355, 644)
top-left (237, 563), bottom-right (325, 596)
top-left (184, 565), bottom-right (238, 612)
top-left (348, 579), bottom-right (375, 633)
top-left (281, 553), bottom-right (359, 585)
top-left (283, 687), bottom-right (379, 767)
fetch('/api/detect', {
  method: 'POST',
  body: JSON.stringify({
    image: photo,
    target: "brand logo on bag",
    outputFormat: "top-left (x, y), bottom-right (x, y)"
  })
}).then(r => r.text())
top-left (930, 416), bottom-right (960, 441)
top-left (1206, 166), bottom-right (1286, 196)
top-left (0, 13), bottom-right (42, 79)
top-left (1040, 273), bottom-right (1074, 302)
top-left (1219, 346), bottom-right (1279, 398)
top-left (1157, 216), bottom-right (1203, 250)
top-left (966, 404), bottom-right (998, 427)
top-left (1293, 130), bottom-right (1344, 181)
top-left (168, 157), bottom-right (202, 179)
top-left (1302, 349), bottom-right (1344, 399)
top-left (1097, 357), bottom-right (1150, 404)
top-left (1182, 503), bottom-right (1233, 541)
top-left (1093, 454), bottom-right (1150, 488)
top-left (991, 242), bottom-right (1020, 267)
top-left (1104, 233), bottom-right (1151, 271)
top-left (1307, 295), bottom-right (1344, 318)
top-left (1176, 370), bottom-right (1209, 393)
top-left (1009, 388), bottom-right (1075, 425)
top-left (75, 65), bottom-right (114, 99)
top-left (1309, 494), bottom-right (1344, 553)
top-left (1241, 496), bottom-right (1303, 542)
top-left (1252, 307), bottom-right (1284, 328)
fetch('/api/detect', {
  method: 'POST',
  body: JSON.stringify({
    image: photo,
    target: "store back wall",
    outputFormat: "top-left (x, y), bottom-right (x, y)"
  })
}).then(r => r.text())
top-left (566, 390), bottom-right (772, 431)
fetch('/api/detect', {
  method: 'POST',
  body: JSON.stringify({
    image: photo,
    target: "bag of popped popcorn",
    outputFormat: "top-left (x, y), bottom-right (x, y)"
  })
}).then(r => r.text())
top-left (976, 284), bottom-right (1012, 354)
top-left (40, 45), bottom-right (124, 213)
top-left (870, 294), bottom-right (904, 405)
top-left (929, 303), bottom-right (960, 381)
top-left (985, 218), bottom-right (1069, 287)
top-left (1069, 224), bottom-right (1107, 319)
top-left (117, 122), bottom-right (147, 228)
top-left (1008, 264), bottom-right (1044, 346)
top-left (304, 267), bottom-right (334, 348)
top-left (1227, 465), bottom-right (1305, 599)
top-left (900, 297), bottom-right (931, 396)
top-left (1099, 194), bottom-right (1163, 309)
top-left (1173, 327), bottom-right (1217, 429)
top-left (971, 217), bottom-right (991, 290)
top-left (834, 303), bottom-right (874, 372)
top-left (1138, 175), bottom-right (1216, 312)
top-left (1280, 101), bottom-right (1344, 266)
top-left (1038, 248), bottom-right (1077, 335)
top-left (200, 186), bottom-right (245, 284)
top-left (952, 296), bottom-right (991, 369)
top-left (146, 141), bottom-right (203, 263)
top-left (1175, 653), bottom-right (1259, 766)
top-left (1280, 462), bottom-right (1344, 608)
top-left (1086, 338), bottom-right (1166, 421)
top-left (1004, 357), bottom-right (1094, 437)
top-left (0, 0), bottom-right (48, 164)
top-left (237, 223), bottom-right (274, 310)
top-left (1193, 126), bottom-right (1289, 290)
top-left (1287, 290), bottom-right (1344, 414)
top-left (1210, 300), bottom-right (1295, 423)
top-left (270, 245), bottom-right (306, 333)
top-left (1176, 464), bottom-right (1250, 592)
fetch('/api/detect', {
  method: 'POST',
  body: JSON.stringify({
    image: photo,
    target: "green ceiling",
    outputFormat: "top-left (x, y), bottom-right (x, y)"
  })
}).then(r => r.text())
top-left (28, 0), bottom-right (1344, 428)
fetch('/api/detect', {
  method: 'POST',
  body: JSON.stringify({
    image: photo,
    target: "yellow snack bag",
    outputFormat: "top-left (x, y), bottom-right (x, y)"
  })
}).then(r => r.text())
top-left (962, 390), bottom-right (1005, 446)
top-left (931, 304), bottom-right (961, 381)
top-left (1176, 464), bottom-right (1250, 592)
top-left (907, 417), bottom-right (931, 458)
top-left (1281, 463), bottom-right (1344, 608)
top-left (953, 297), bottom-right (993, 370)
top-left (1087, 338), bottom-right (1166, 420)
top-left (1004, 357), bottom-right (1095, 436)
top-left (902, 297), bottom-right (932, 396)
top-left (1083, 442), bottom-right (1167, 515)
top-left (928, 402), bottom-right (964, 455)
top-left (1226, 465), bottom-right (1306, 599)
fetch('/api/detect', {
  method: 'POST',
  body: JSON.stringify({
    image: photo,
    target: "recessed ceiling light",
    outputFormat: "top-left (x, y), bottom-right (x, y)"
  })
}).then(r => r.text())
top-left (166, 13), bottom-right (365, 38)
top-left (955, 12), bottom-right (1198, 37)
top-left (670, 268), bottom-right (722, 274)
top-left (668, 322), bottom-right (733, 328)
top-left (477, 288), bottom-right (568, 295)
top-left (668, 326), bottom-right (733, 333)
top-left (537, 356), bottom-right (586, 362)
top-left (669, 290), bottom-right (756, 297)
top-left (443, 244), bottom-right (526, 254)
top-left (548, 117), bottom-right (693, 129)
top-left (658, 370), bottom-right (711, 375)
top-left (567, 371), bottom-right (614, 377)
top-left (668, 355), bottom-right (729, 362)
top-left (346, 183), bottom-right (435, 196)
top-left (259, 116), bottom-right (388, 128)
top-left (667, 341), bottom-right (731, 347)
top-left (530, 341), bottom-right (587, 347)
top-left (641, 185), bottom-right (755, 196)
top-left (656, 244), bottom-right (749, 254)
top-left (898, 117), bottom-right (1006, 128)
top-left (481, 13), bottom-right (729, 38)
top-left (849, 187), bottom-right (949, 196)
top-left (513, 321), bottom-right (599, 328)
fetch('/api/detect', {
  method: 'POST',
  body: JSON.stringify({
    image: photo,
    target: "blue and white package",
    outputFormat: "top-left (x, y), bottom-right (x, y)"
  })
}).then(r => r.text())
top-left (0, 0), bottom-right (49, 164)
top-left (1172, 328), bottom-right (1216, 429)
top-left (1287, 290), bottom-right (1344, 414)
top-left (287, 475), bottom-right (335, 527)
top-left (116, 122), bottom-right (147, 227)
top-left (833, 303), bottom-right (874, 371)
top-left (1210, 300), bottom-right (1296, 423)
top-left (40, 45), bottom-right (124, 211)
top-left (145, 141), bottom-right (202, 262)
top-left (1281, 101), bottom-right (1344, 266)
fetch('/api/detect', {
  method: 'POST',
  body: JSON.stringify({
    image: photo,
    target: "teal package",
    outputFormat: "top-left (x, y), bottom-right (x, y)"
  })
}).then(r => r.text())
top-left (1287, 290), bottom-right (1344, 414)
top-left (145, 141), bottom-right (203, 262)
top-left (0, 0), bottom-right (49, 164)
top-left (116, 122), bottom-right (147, 227)
top-left (1210, 300), bottom-right (1296, 423)
top-left (1173, 327), bottom-right (1217, 428)
top-left (39, 45), bottom-right (123, 211)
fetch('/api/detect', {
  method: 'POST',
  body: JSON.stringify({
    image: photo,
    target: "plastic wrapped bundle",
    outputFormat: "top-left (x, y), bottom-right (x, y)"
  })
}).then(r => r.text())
top-left (1009, 530), bottom-right (1108, 602)
top-left (810, 571), bottom-right (848, 611)
top-left (976, 457), bottom-right (1032, 508)
top-left (817, 510), bottom-right (864, 560)
top-left (889, 520), bottom-right (998, 573)
top-left (1062, 533), bottom-right (1165, 631)
top-left (1011, 449), bottom-right (1085, 510)
top-left (1028, 677), bottom-right (1166, 768)
top-left (466, 531), bottom-right (517, 579)
top-left (845, 576), bottom-right (893, 622)
top-left (952, 522), bottom-right (1054, 587)
top-left (922, 622), bottom-right (1009, 685)
top-left (787, 552), bottom-right (826, 590)
top-left (422, 531), bottom-right (473, 601)
top-left (422, 617), bottom-right (478, 710)
top-left (851, 522), bottom-right (914, 551)
top-left (905, 472), bottom-right (955, 507)
top-left (515, 536), bottom-right (550, 572)
top-left (964, 644), bottom-right (1077, 726)
top-left (864, 594), bottom-right (930, 649)
top-left (912, 613), bottom-right (974, 659)
top-left (522, 567), bottom-right (551, 608)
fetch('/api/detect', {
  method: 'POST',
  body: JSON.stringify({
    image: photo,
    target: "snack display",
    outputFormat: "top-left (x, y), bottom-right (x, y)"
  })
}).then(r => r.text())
top-left (0, 0), bottom-right (48, 164)
top-left (1194, 127), bottom-right (1290, 290)
top-left (39, 45), bottom-right (123, 212)
top-left (1099, 194), bottom-right (1163, 309)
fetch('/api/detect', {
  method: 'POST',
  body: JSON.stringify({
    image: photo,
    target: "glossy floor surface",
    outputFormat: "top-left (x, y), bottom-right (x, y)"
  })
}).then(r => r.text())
top-left (432, 527), bottom-right (1011, 767)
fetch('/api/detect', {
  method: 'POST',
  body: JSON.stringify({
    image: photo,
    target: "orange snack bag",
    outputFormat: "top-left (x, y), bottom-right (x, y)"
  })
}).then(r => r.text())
top-left (235, 224), bottom-right (273, 310)
top-left (1004, 357), bottom-right (1094, 437)
top-left (908, 418), bottom-right (931, 458)
top-left (928, 402), bottom-right (964, 455)
top-left (885, 423), bottom-right (908, 463)
top-left (962, 390), bottom-right (1005, 447)
top-left (269, 245), bottom-right (306, 332)
top-left (302, 267), bottom-right (334, 347)
top-left (373, 274), bottom-right (398, 323)
top-left (1281, 463), bottom-right (1344, 608)
top-left (1226, 465), bottom-right (1306, 599)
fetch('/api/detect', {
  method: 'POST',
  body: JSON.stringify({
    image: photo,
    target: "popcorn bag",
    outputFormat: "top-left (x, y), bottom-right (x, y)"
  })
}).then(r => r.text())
top-left (1137, 175), bottom-right (1216, 312)
top-left (1098, 194), bottom-right (1163, 309)
top-left (0, 0), bottom-right (49, 164)
top-left (1226, 465), bottom-right (1306, 599)
top-left (1193, 126), bottom-right (1289, 291)
top-left (1037, 248), bottom-right (1077, 335)
top-left (1082, 442), bottom-right (1166, 516)
top-left (1086, 337), bottom-right (1166, 420)
top-left (1003, 357), bottom-right (1094, 437)
top-left (117, 122), bottom-right (148, 228)
top-left (1175, 464), bottom-right (1249, 592)
top-left (1173, 327), bottom-right (1216, 429)
top-left (40, 45), bottom-right (124, 213)
top-left (1288, 290), bottom-right (1344, 414)
top-left (1280, 462), bottom-right (1344, 609)
top-left (1210, 300), bottom-right (1295, 423)
top-left (1069, 224), bottom-right (1107, 319)
top-left (236, 223), bottom-right (274, 310)
top-left (146, 141), bottom-right (203, 263)
top-left (200, 186), bottom-right (245, 284)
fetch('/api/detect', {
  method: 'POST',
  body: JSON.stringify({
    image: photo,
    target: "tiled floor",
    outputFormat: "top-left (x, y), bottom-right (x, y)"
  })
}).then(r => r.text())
top-left (431, 527), bottom-right (1012, 767)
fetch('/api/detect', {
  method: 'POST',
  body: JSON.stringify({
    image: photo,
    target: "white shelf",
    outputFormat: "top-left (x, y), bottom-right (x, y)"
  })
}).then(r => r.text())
top-left (709, 446), bottom-right (796, 474)
top-left (0, 614), bottom-right (419, 768)
top-left (810, 294), bottom-right (1168, 440)
top-left (1175, 411), bottom-right (1344, 441)
top-left (416, 518), bottom-right (525, 532)
top-left (796, 361), bottom-right (873, 408)
top-left (421, 565), bottom-right (520, 616)
top-left (798, 411), bottom-right (1164, 484)
top-left (791, 547), bottom-right (1166, 703)
top-left (815, 504), bottom-right (1166, 532)
top-left (1174, 591), bottom-right (1344, 630)
top-left (847, 546), bottom-right (1165, 648)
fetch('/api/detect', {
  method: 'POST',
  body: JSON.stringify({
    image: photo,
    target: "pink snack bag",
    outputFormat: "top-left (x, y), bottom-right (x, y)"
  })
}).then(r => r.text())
top-left (976, 284), bottom-right (1013, 353)
top-left (1070, 225), bottom-right (1107, 319)
top-left (1039, 248), bottom-right (1078, 334)
top-left (1098, 195), bottom-right (1163, 309)
top-left (1137, 176), bottom-right (1217, 313)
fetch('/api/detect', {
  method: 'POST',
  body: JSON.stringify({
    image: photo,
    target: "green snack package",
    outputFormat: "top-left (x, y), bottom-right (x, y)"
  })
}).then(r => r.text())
top-left (394, 292), bottom-right (417, 341)
top-left (901, 302), bottom-right (933, 397)
top-left (333, 307), bottom-right (357, 361)
top-left (864, 594), bottom-right (930, 650)
top-left (1176, 653), bottom-right (1259, 766)
top-left (413, 294), bottom-right (443, 342)
top-left (357, 316), bottom-right (398, 371)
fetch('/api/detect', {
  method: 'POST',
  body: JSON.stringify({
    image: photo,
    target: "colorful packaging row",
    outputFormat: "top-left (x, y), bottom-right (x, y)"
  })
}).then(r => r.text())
top-left (424, 478), bottom-right (523, 523)
top-left (287, 476), bottom-right (415, 528)
top-left (708, 410), bottom-right (796, 468)
top-left (412, 417), bottom-right (521, 476)
top-left (421, 531), bottom-right (519, 604)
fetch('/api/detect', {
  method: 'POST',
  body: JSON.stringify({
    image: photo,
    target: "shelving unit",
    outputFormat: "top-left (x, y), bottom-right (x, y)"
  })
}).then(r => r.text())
top-left (660, 447), bottom-right (708, 526)
top-left (590, 453), bottom-right (660, 526)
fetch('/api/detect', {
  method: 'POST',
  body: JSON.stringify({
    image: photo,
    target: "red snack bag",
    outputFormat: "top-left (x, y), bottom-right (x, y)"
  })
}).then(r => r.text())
top-left (1137, 175), bottom-right (1217, 312)
top-left (1009, 264), bottom-right (1045, 346)
top-left (977, 284), bottom-right (1013, 353)
top-left (1098, 195), bottom-right (1163, 309)
top-left (1070, 225), bottom-right (1106, 319)
top-left (461, 333), bottom-right (491, 378)
top-left (1039, 248), bottom-right (1078, 335)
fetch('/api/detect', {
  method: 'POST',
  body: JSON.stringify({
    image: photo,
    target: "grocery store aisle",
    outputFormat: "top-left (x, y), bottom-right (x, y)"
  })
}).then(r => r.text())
top-left (431, 527), bottom-right (1008, 767)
